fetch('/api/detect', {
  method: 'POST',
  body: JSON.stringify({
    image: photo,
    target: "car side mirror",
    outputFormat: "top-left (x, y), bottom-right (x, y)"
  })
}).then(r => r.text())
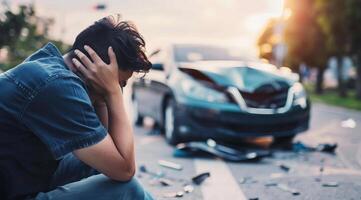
top-left (152, 63), bottom-right (164, 71)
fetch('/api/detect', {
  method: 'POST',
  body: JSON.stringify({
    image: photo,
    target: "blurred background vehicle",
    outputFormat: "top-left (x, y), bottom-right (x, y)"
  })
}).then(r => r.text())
top-left (132, 44), bottom-right (310, 145)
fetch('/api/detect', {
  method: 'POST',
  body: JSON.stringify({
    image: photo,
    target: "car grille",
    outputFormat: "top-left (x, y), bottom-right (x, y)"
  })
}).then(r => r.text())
top-left (239, 89), bottom-right (289, 109)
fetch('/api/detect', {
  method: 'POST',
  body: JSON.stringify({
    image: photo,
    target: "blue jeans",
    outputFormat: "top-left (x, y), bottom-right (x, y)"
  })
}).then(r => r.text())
top-left (33, 154), bottom-right (153, 200)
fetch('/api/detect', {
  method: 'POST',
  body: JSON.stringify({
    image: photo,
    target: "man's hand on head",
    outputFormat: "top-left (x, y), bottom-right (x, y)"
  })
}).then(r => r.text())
top-left (72, 45), bottom-right (121, 97)
top-left (71, 46), bottom-right (136, 182)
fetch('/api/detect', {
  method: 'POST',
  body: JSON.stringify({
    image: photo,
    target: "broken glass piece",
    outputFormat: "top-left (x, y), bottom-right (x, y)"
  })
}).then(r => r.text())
top-left (238, 177), bottom-right (257, 184)
top-left (183, 185), bottom-right (194, 193)
top-left (163, 191), bottom-right (184, 198)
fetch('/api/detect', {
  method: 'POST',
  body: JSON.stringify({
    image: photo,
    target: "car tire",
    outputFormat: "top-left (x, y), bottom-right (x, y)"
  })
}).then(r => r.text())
top-left (273, 135), bottom-right (296, 148)
top-left (164, 98), bottom-right (180, 145)
top-left (132, 97), bottom-right (144, 126)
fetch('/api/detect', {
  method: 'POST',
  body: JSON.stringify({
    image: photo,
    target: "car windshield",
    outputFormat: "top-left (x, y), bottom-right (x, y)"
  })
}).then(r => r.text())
top-left (173, 45), bottom-right (242, 62)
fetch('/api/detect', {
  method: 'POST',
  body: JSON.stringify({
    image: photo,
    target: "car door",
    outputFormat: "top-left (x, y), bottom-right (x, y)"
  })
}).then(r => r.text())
top-left (132, 75), bottom-right (150, 117)
top-left (140, 63), bottom-right (169, 122)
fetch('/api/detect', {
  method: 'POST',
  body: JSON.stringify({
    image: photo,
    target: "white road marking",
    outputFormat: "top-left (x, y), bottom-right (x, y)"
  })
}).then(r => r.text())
top-left (355, 143), bottom-right (361, 169)
top-left (194, 158), bottom-right (247, 200)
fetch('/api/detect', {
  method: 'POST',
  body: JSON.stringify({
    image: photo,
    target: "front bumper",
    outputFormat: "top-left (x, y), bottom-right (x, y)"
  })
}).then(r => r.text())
top-left (173, 100), bottom-right (310, 141)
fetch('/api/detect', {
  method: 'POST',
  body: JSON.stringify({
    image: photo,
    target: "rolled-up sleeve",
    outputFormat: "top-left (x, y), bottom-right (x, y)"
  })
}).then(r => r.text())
top-left (22, 76), bottom-right (107, 159)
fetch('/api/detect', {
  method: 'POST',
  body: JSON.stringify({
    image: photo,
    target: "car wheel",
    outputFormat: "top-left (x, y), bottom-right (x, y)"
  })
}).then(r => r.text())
top-left (273, 135), bottom-right (296, 148)
top-left (132, 97), bottom-right (143, 126)
top-left (164, 98), bottom-right (180, 145)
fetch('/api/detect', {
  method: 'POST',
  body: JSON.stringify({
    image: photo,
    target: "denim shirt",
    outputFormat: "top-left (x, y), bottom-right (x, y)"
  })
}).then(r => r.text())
top-left (0, 43), bottom-right (107, 199)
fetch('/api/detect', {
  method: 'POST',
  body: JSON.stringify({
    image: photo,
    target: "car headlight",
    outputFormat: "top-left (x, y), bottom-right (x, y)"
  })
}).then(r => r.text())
top-left (292, 82), bottom-right (307, 108)
top-left (180, 78), bottom-right (229, 103)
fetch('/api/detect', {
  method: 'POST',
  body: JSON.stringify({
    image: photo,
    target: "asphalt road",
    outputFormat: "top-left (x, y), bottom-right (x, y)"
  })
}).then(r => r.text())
top-left (124, 86), bottom-right (361, 200)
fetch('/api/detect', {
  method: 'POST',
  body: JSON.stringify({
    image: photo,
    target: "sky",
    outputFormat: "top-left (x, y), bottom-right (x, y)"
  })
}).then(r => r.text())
top-left (9, 0), bottom-right (284, 58)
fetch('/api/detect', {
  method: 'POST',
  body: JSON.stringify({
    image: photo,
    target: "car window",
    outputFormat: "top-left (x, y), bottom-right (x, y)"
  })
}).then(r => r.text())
top-left (173, 45), bottom-right (242, 62)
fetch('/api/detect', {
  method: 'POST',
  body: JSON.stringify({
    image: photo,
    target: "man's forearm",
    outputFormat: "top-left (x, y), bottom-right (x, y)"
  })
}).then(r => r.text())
top-left (105, 88), bottom-right (135, 173)
top-left (94, 103), bottom-right (108, 130)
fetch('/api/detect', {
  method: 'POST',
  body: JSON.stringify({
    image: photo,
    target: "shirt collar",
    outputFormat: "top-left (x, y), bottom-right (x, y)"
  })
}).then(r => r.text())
top-left (42, 42), bottom-right (63, 58)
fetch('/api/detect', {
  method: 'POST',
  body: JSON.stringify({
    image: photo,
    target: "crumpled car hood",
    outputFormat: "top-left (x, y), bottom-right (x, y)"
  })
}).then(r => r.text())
top-left (178, 61), bottom-right (294, 93)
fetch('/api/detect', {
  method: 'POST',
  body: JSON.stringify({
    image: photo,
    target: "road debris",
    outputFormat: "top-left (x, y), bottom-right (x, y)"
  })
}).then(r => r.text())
top-left (270, 173), bottom-right (284, 178)
top-left (322, 182), bottom-right (339, 187)
top-left (163, 191), bottom-right (184, 198)
top-left (238, 177), bottom-right (247, 184)
top-left (248, 198), bottom-right (259, 200)
top-left (292, 141), bottom-right (337, 154)
top-left (315, 158), bottom-right (325, 182)
top-left (277, 183), bottom-right (300, 195)
top-left (238, 177), bottom-right (258, 184)
top-left (315, 143), bottom-right (338, 153)
top-left (183, 184), bottom-right (194, 193)
top-left (158, 160), bottom-right (183, 171)
top-left (265, 182), bottom-right (300, 195)
top-left (139, 165), bottom-right (147, 173)
top-left (159, 178), bottom-right (174, 186)
top-left (341, 118), bottom-right (356, 129)
top-left (278, 163), bottom-right (291, 172)
top-left (162, 184), bottom-right (194, 198)
top-left (264, 181), bottom-right (278, 187)
top-left (192, 172), bottom-right (211, 185)
top-left (175, 139), bottom-right (271, 162)
top-left (139, 165), bottom-right (165, 178)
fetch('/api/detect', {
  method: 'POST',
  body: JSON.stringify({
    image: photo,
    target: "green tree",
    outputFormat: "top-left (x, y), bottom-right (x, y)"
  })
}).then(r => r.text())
top-left (258, 0), bottom-right (328, 93)
top-left (257, 18), bottom-right (278, 62)
top-left (346, 0), bottom-right (361, 99)
top-left (0, 5), bottom-right (33, 48)
top-left (315, 0), bottom-right (350, 97)
top-left (0, 4), bottom-right (70, 71)
top-left (284, 0), bottom-right (328, 93)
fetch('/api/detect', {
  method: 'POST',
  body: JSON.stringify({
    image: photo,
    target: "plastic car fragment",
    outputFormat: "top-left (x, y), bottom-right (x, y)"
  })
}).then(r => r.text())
top-left (266, 183), bottom-right (300, 195)
top-left (192, 172), bottom-right (211, 185)
top-left (158, 160), bottom-right (183, 171)
top-left (174, 139), bottom-right (271, 162)
top-left (278, 163), bottom-right (291, 172)
top-left (322, 182), bottom-right (339, 187)
top-left (139, 165), bottom-right (165, 178)
top-left (292, 141), bottom-right (337, 154)
top-left (159, 178), bottom-right (174, 186)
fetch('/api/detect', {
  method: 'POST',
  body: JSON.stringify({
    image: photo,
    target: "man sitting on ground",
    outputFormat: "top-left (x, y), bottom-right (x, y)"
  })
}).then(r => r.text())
top-left (0, 15), bottom-right (154, 200)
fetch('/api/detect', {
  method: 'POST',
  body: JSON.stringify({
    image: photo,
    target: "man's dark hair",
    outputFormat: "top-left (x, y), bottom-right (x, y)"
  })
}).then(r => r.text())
top-left (71, 15), bottom-right (151, 72)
